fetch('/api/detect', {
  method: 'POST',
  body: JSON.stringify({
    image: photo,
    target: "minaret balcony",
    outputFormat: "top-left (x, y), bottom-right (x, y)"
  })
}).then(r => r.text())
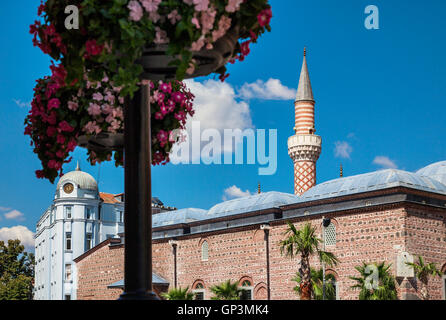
top-left (287, 134), bottom-right (322, 162)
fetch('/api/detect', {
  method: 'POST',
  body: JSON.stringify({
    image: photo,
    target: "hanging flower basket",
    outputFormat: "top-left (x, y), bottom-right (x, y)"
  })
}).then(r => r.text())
top-left (139, 26), bottom-right (239, 81)
top-left (27, 0), bottom-right (272, 182)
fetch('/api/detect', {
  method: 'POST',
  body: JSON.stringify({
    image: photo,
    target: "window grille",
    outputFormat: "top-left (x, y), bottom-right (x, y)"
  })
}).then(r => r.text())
top-left (201, 241), bottom-right (209, 261)
top-left (324, 223), bottom-right (336, 246)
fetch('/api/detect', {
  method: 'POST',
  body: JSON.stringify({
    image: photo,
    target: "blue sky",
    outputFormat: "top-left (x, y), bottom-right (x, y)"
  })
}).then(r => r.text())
top-left (1, 0), bottom-right (445, 249)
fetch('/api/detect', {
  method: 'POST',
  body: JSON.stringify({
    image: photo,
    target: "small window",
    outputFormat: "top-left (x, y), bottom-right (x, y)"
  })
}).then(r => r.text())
top-left (65, 206), bottom-right (72, 219)
top-left (86, 234), bottom-right (92, 250)
top-left (86, 207), bottom-right (92, 220)
top-left (240, 280), bottom-right (253, 300)
top-left (65, 264), bottom-right (72, 281)
top-left (201, 241), bottom-right (209, 261)
top-left (324, 223), bottom-right (336, 246)
top-left (66, 233), bottom-right (72, 251)
top-left (119, 211), bottom-right (123, 223)
top-left (193, 283), bottom-right (205, 300)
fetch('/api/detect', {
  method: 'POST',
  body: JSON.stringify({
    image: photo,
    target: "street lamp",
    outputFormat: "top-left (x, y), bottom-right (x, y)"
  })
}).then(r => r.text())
top-left (322, 217), bottom-right (331, 301)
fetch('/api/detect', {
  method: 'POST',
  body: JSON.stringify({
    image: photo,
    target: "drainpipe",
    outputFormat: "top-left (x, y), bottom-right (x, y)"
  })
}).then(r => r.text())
top-left (261, 224), bottom-right (272, 300)
top-left (169, 240), bottom-right (179, 288)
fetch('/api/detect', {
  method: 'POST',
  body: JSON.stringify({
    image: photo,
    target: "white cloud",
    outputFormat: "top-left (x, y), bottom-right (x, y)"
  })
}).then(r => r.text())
top-left (334, 141), bottom-right (353, 159)
top-left (4, 210), bottom-right (25, 221)
top-left (0, 226), bottom-right (35, 252)
top-left (13, 99), bottom-right (30, 108)
top-left (0, 206), bottom-right (11, 211)
top-left (238, 78), bottom-right (296, 100)
top-left (171, 79), bottom-right (253, 162)
top-left (373, 156), bottom-right (398, 169)
top-left (223, 185), bottom-right (253, 201)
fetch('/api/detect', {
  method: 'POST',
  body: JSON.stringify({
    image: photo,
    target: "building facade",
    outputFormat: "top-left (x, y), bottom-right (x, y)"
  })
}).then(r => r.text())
top-left (72, 52), bottom-right (446, 300)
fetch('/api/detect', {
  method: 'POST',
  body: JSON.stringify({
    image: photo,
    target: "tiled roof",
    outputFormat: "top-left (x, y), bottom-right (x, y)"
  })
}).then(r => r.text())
top-left (108, 273), bottom-right (169, 288)
top-left (153, 208), bottom-right (208, 228)
top-left (416, 161), bottom-right (446, 186)
top-left (100, 192), bottom-right (121, 204)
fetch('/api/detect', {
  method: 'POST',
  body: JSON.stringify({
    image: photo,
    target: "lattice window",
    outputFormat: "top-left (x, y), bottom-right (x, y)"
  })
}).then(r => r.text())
top-left (324, 223), bottom-right (336, 246)
top-left (201, 241), bottom-right (209, 261)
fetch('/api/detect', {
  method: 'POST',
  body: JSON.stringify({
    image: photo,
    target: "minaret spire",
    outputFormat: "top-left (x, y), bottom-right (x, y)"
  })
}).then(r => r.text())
top-left (76, 161), bottom-right (81, 171)
top-left (288, 49), bottom-right (322, 195)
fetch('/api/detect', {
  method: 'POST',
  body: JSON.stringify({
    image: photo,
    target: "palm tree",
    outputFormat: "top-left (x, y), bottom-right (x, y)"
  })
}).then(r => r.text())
top-left (405, 256), bottom-right (443, 300)
top-left (292, 268), bottom-right (337, 300)
top-left (160, 287), bottom-right (195, 300)
top-left (279, 221), bottom-right (339, 300)
top-left (210, 280), bottom-right (242, 300)
top-left (350, 262), bottom-right (398, 300)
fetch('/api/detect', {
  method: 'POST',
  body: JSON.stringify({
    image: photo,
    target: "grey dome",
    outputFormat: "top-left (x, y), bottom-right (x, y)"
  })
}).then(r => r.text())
top-left (416, 161), bottom-right (446, 186)
top-left (56, 163), bottom-right (98, 191)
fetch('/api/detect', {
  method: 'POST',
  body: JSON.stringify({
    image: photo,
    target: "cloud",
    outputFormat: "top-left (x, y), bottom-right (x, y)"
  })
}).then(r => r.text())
top-left (373, 156), bottom-right (398, 169)
top-left (171, 79), bottom-right (253, 162)
top-left (237, 78), bottom-right (296, 100)
top-left (13, 99), bottom-right (31, 108)
top-left (0, 226), bottom-right (35, 252)
top-left (0, 206), bottom-right (11, 211)
top-left (4, 210), bottom-right (25, 221)
top-left (223, 185), bottom-right (253, 201)
top-left (334, 141), bottom-right (353, 159)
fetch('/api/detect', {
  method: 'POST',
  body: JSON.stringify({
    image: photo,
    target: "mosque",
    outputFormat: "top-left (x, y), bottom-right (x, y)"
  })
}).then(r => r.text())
top-left (35, 52), bottom-right (446, 300)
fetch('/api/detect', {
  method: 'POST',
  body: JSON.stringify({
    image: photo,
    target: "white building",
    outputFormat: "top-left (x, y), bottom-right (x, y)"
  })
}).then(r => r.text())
top-left (33, 163), bottom-right (126, 300)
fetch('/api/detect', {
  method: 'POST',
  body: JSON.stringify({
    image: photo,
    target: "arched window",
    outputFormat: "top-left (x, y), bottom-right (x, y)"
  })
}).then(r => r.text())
top-left (239, 279), bottom-right (253, 300)
top-left (193, 281), bottom-right (205, 300)
top-left (201, 241), bottom-right (209, 261)
top-left (324, 223), bottom-right (336, 246)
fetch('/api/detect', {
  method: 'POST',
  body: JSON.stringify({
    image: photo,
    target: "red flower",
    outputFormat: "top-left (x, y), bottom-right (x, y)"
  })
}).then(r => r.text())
top-left (257, 8), bottom-right (272, 27)
top-left (59, 121), bottom-right (74, 133)
top-left (48, 98), bottom-right (60, 110)
top-left (85, 39), bottom-right (104, 57)
top-left (241, 41), bottom-right (251, 56)
top-left (35, 170), bottom-right (45, 179)
top-left (47, 126), bottom-right (57, 137)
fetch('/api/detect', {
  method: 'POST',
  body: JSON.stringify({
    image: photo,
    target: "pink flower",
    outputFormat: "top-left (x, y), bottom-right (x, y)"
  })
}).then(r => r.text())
top-left (67, 139), bottom-right (77, 152)
top-left (56, 150), bottom-right (65, 159)
top-left (68, 101), bottom-right (78, 111)
top-left (84, 121), bottom-right (102, 135)
top-left (193, 0), bottom-right (209, 11)
top-left (167, 10), bottom-right (181, 24)
top-left (225, 0), bottom-right (243, 12)
top-left (101, 104), bottom-right (113, 115)
top-left (191, 16), bottom-right (200, 29)
top-left (172, 92), bottom-right (185, 103)
top-left (154, 112), bottom-right (164, 120)
top-left (159, 82), bottom-right (172, 93)
top-left (191, 37), bottom-right (205, 51)
top-left (154, 27), bottom-right (169, 44)
top-left (88, 103), bottom-right (102, 116)
top-left (48, 98), bottom-right (60, 111)
top-left (257, 8), bottom-right (272, 27)
top-left (93, 92), bottom-right (104, 101)
top-left (141, 0), bottom-right (161, 13)
top-left (157, 130), bottom-right (169, 147)
top-left (174, 111), bottom-right (187, 123)
top-left (128, 0), bottom-right (143, 22)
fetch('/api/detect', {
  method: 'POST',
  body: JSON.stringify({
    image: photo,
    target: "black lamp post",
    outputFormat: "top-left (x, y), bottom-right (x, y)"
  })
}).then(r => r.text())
top-left (119, 83), bottom-right (158, 300)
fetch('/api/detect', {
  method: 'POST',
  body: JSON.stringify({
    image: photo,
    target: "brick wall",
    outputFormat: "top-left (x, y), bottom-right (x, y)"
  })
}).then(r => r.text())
top-left (76, 204), bottom-right (446, 300)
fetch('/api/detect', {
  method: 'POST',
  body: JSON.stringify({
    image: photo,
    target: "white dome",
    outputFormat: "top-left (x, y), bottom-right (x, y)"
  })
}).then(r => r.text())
top-left (416, 161), bottom-right (446, 186)
top-left (56, 163), bottom-right (98, 191)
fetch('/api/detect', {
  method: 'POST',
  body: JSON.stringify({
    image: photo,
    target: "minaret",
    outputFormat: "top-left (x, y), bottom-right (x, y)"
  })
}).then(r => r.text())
top-left (288, 48), bottom-right (322, 195)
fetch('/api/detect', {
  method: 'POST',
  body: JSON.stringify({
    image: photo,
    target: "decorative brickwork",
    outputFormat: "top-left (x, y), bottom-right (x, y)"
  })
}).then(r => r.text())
top-left (293, 161), bottom-right (316, 195)
top-left (75, 203), bottom-right (446, 300)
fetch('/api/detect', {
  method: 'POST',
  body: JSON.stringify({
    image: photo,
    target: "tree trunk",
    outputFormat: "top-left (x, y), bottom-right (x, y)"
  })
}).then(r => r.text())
top-left (300, 254), bottom-right (312, 300)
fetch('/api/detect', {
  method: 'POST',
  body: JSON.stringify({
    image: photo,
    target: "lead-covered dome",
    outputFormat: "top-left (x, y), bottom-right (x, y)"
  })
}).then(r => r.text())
top-left (56, 163), bottom-right (98, 191)
top-left (416, 161), bottom-right (446, 186)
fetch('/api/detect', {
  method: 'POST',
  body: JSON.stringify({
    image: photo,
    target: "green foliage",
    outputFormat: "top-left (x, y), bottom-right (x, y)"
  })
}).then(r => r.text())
top-left (405, 255), bottom-right (443, 300)
top-left (279, 222), bottom-right (339, 300)
top-left (210, 280), bottom-right (242, 300)
top-left (292, 268), bottom-right (337, 300)
top-left (160, 287), bottom-right (195, 300)
top-left (0, 240), bottom-right (35, 300)
top-left (350, 262), bottom-right (398, 300)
